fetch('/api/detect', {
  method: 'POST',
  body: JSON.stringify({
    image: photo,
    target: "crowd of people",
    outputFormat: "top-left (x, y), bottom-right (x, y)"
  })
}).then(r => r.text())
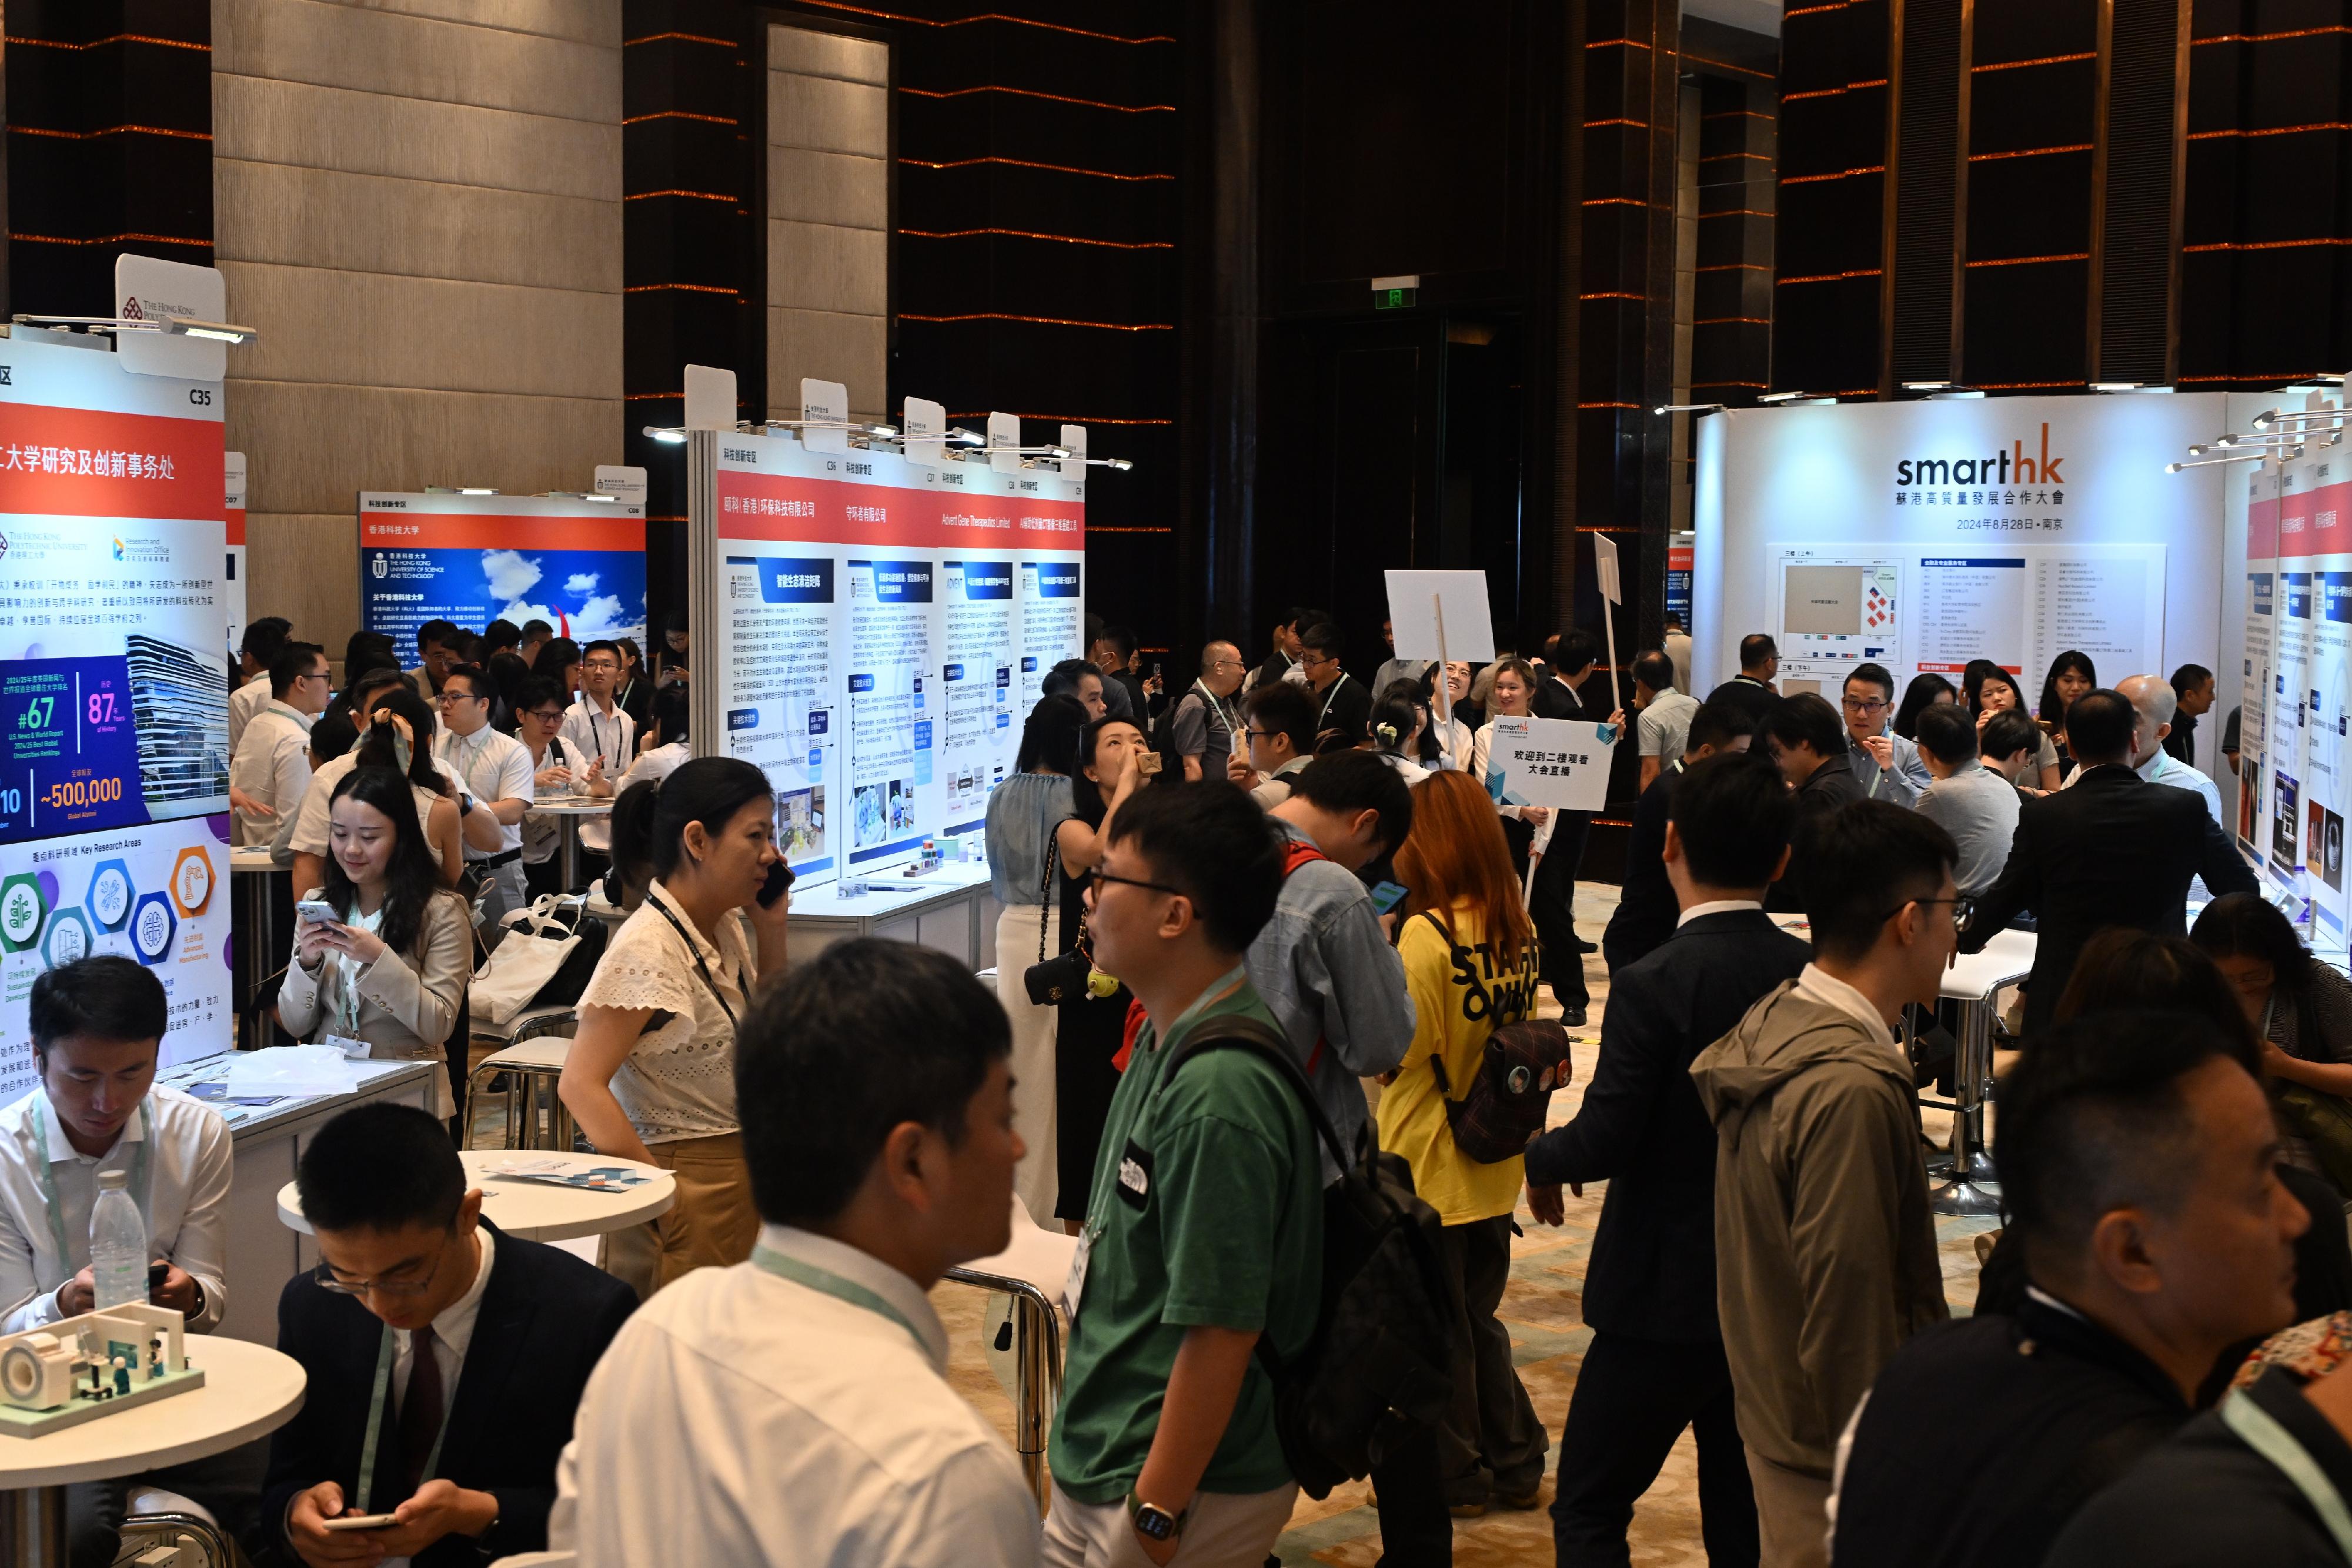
top-left (13, 597), bottom-right (2352, 1568)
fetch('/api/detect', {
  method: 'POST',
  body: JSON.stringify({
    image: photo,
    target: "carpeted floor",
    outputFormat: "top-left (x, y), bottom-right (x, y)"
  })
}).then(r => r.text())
top-left (931, 885), bottom-right (2004, 1565)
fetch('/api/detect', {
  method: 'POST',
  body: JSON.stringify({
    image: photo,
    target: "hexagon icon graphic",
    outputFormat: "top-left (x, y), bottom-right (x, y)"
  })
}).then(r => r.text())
top-left (171, 847), bottom-right (213, 917)
top-left (130, 891), bottom-right (177, 965)
top-left (42, 906), bottom-right (92, 969)
top-left (0, 872), bottom-right (48, 954)
top-left (86, 860), bottom-right (133, 932)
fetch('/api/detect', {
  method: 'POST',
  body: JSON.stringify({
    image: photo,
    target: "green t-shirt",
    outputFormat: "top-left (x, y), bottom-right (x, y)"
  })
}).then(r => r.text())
top-left (1047, 972), bottom-right (1324, 1505)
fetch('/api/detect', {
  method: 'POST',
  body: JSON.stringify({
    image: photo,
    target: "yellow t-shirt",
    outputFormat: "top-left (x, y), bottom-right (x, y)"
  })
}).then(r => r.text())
top-left (1376, 902), bottom-right (1542, 1225)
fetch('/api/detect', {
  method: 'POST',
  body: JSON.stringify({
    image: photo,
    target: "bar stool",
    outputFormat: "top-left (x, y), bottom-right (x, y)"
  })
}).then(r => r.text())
top-left (943, 1195), bottom-right (1078, 1515)
top-left (118, 1487), bottom-right (231, 1568)
top-left (465, 1009), bottom-right (579, 1152)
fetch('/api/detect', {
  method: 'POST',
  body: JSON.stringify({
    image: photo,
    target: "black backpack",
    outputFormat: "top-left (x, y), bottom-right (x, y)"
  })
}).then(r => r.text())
top-left (1163, 1017), bottom-right (1456, 1499)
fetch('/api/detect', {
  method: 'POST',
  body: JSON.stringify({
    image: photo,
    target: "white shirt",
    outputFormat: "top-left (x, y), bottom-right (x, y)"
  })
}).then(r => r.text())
top-left (1433, 714), bottom-right (1472, 773)
top-left (1679, 898), bottom-right (1763, 927)
top-left (435, 724), bottom-right (534, 858)
top-left (576, 881), bottom-right (754, 1143)
top-left (0, 1085), bottom-right (232, 1333)
top-left (1470, 721), bottom-right (1556, 852)
top-left (550, 1223), bottom-right (1038, 1568)
top-left (285, 750), bottom-right (469, 863)
top-left (230, 698), bottom-right (315, 847)
top-left (1795, 963), bottom-right (1899, 1052)
top-left (615, 740), bottom-right (689, 794)
top-left (391, 1226), bottom-right (494, 1422)
top-left (228, 670), bottom-right (272, 759)
top-left (562, 698), bottom-right (636, 853)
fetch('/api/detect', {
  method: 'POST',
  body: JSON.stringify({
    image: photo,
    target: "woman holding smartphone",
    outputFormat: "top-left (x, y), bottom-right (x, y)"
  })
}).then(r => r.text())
top-left (560, 758), bottom-right (790, 1285)
top-left (276, 766), bottom-right (473, 1118)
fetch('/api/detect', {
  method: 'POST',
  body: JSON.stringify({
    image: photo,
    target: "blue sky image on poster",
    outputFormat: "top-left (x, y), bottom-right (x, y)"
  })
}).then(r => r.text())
top-left (365, 544), bottom-right (648, 647)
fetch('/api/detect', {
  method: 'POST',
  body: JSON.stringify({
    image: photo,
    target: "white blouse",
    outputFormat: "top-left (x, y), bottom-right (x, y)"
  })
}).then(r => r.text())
top-left (1471, 721), bottom-right (1556, 851)
top-left (576, 880), bottom-right (757, 1144)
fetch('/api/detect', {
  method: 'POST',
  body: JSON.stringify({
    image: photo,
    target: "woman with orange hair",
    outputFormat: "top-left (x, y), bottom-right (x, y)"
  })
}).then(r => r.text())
top-left (1378, 768), bottom-right (1550, 1516)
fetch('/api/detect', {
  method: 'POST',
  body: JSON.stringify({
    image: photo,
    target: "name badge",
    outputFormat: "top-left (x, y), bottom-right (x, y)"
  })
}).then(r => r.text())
top-left (324, 1034), bottom-right (370, 1061)
top-left (1063, 1223), bottom-right (1097, 1320)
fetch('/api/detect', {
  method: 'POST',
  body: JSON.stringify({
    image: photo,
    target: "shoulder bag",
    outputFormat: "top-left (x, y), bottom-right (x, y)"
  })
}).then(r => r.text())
top-left (1418, 912), bottom-right (1575, 1162)
top-left (1024, 833), bottom-right (1099, 1005)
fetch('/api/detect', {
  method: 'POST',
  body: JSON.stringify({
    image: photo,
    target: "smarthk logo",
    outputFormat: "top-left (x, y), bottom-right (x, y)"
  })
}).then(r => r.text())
top-left (1895, 423), bottom-right (2067, 490)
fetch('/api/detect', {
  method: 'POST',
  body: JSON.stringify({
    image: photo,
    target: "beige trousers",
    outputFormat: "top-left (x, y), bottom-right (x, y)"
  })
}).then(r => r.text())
top-left (643, 1131), bottom-right (759, 1287)
top-left (1747, 1450), bottom-right (1832, 1568)
top-left (1040, 1481), bottom-right (1298, 1568)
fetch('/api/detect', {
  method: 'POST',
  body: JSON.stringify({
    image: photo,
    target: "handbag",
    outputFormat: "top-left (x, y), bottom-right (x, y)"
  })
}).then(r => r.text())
top-left (1023, 834), bottom-right (1100, 1005)
top-left (1419, 912), bottom-right (1575, 1163)
top-left (470, 895), bottom-right (606, 1024)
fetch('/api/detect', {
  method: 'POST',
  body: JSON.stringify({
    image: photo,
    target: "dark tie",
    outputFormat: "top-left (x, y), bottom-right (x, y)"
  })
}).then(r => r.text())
top-left (397, 1326), bottom-right (445, 1498)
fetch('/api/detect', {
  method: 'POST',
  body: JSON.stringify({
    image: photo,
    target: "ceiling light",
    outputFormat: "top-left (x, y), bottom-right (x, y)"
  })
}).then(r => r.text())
top-left (457, 487), bottom-right (495, 496)
top-left (641, 426), bottom-right (687, 445)
top-left (1652, 403), bottom-right (1727, 414)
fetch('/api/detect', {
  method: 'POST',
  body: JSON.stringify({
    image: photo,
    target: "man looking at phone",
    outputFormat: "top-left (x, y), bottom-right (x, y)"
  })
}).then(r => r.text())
top-left (0, 957), bottom-right (233, 1566)
top-left (268, 1103), bottom-right (634, 1568)
top-left (433, 663), bottom-right (536, 932)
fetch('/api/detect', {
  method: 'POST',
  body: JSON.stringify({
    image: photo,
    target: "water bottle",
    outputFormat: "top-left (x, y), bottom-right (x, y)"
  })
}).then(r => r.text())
top-left (90, 1169), bottom-right (147, 1312)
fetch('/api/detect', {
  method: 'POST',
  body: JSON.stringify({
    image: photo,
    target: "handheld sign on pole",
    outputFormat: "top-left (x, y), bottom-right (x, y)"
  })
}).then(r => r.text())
top-left (1485, 716), bottom-right (1616, 813)
top-left (1387, 570), bottom-right (1495, 722)
top-left (1592, 534), bottom-right (1626, 716)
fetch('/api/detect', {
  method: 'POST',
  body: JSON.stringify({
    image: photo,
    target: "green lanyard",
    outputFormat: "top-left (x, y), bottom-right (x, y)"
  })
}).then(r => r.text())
top-left (31, 1094), bottom-right (152, 1283)
top-left (355, 1323), bottom-right (457, 1514)
top-left (751, 1244), bottom-right (925, 1352)
top-left (2221, 1386), bottom-right (2352, 1560)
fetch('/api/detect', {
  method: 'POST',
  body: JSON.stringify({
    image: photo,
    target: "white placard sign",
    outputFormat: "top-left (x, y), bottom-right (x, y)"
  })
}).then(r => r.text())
top-left (593, 464), bottom-right (647, 504)
top-left (801, 377), bottom-right (850, 454)
top-left (1384, 570), bottom-right (1498, 663)
top-left (904, 396), bottom-right (947, 466)
top-left (1485, 716), bottom-right (1616, 811)
top-left (988, 410), bottom-right (1021, 474)
top-left (683, 363), bottom-right (736, 432)
top-left (114, 254), bottom-right (228, 382)
top-left (1060, 423), bottom-right (1088, 478)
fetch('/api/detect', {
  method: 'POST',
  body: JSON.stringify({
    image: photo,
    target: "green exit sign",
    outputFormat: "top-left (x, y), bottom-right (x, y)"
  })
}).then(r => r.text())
top-left (1371, 275), bottom-right (1420, 310)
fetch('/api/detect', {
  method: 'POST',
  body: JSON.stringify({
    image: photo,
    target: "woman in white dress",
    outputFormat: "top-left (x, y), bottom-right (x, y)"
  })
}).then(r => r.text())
top-left (1468, 658), bottom-right (1556, 872)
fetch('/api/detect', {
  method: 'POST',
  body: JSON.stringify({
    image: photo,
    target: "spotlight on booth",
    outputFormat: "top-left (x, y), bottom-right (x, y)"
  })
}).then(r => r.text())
top-left (1652, 403), bottom-right (1727, 416)
top-left (161, 316), bottom-right (259, 345)
top-left (641, 426), bottom-right (688, 444)
top-left (1757, 390), bottom-right (1838, 406)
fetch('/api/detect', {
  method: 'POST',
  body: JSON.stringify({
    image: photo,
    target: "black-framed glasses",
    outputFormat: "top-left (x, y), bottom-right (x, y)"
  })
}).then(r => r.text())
top-left (524, 708), bottom-right (564, 724)
top-left (1878, 895), bottom-right (1973, 933)
top-left (1842, 696), bottom-right (1891, 714)
top-left (312, 1242), bottom-right (449, 1300)
top-left (1083, 867), bottom-right (1183, 900)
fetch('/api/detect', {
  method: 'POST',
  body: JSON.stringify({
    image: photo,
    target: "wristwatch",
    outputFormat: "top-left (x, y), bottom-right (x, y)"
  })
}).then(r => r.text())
top-left (1127, 1490), bottom-right (1184, 1545)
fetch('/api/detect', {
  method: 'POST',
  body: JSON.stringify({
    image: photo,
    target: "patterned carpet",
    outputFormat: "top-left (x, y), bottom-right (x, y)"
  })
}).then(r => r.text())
top-left (933, 886), bottom-right (2006, 1564)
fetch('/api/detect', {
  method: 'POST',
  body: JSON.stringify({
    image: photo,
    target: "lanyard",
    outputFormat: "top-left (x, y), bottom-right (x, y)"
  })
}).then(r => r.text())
top-left (2221, 1387), bottom-right (2352, 1560)
top-left (650, 895), bottom-right (739, 1028)
top-left (1192, 680), bottom-right (1238, 740)
top-left (1317, 674), bottom-right (1349, 727)
top-left (355, 1323), bottom-right (457, 1514)
top-left (31, 1094), bottom-right (153, 1282)
top-left (751, 1245), bottom-right (926, 1352)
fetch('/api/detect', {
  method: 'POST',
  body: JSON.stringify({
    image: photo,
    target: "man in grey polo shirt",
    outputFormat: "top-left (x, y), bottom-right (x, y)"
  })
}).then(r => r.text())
top-left (1633, 650), bottom-right (1700, 791)
top-left (1913, 703), bottom-right (2020, 897)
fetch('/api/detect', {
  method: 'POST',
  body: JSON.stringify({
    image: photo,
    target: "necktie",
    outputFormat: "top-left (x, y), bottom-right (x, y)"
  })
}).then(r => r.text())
top-left (398, 1325), bottom-right (445, 1498)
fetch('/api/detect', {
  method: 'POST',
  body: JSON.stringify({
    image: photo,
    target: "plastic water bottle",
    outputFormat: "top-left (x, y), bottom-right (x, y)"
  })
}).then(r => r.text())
top-left (90, 1169), bottom-right (147, 1311)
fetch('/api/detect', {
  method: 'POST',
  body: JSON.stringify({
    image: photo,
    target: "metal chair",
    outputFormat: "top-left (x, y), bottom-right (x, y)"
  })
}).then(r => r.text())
top-left (464, 1008), bottom-right (579, 1152)
top-left (117, 1487), bottom-right (231, 1568)
top-left (943, 1196), bottom-right (1078, 1515)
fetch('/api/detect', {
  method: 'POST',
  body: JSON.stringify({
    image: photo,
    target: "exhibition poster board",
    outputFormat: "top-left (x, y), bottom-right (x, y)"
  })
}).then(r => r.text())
top-left (687, 428), bottom-right (1085, 887)
top-left (1692, 394), bottom-right (2228, 746)
top-left (0, 327), bottom-right (235, 1093)
top-left (2240, 454), bottom-right (2278, 862)
top-left (224, 450), bottom-right (246, 670)
top-left (358, 493), bottom-right (650, 649)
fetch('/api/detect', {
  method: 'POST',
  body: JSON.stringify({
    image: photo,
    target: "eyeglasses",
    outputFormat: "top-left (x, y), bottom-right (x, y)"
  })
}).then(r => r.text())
top-left (1211, 658), bottom-right (1244, 670)
top-left (583, 660), bottom-right (621, 673)
top-left (524, 708), bottom-right (564, 724)
top-left (1842, 697), bottom-right (1891, 714)
top-left (1083, 867), bottom-right (1183, 900)
top-left (1877, 895), bottom-right (1973, 933)
top-left (313, 1242), bottom-right (449, 1300)
top-left (436, 689), bottom-right (485, 706)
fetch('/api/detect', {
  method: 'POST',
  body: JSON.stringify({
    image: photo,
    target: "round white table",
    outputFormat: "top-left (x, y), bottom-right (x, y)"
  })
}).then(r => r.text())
top-left (530, 797), bottom-right (613, 896)
top-left (275, 1150), bottom-right (673, 1242)
top-left (0, 1336), bottom-right (306, 1566)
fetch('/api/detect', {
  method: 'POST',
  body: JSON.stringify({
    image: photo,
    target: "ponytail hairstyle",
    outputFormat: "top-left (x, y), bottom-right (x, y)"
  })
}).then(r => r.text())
top-left (323, 765), bottom-right (444, 955)
top-left (353, 687), bottom-right (447, 795)
top-left (610, 756), bottom-right (775, 887)
top-left (649, 684), bottom-right (691, 749)
top-left (605, 778), bottom-right (660, 909)
top-left (1372, 679), bottom-right (1436, 763)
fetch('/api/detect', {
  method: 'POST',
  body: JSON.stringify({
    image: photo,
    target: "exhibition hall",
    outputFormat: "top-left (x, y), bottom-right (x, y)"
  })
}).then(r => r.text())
top-left (0, 2), bottom-right (2347, 1566)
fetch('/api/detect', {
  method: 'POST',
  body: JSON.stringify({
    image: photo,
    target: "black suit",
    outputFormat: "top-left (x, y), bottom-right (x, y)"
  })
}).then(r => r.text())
top-left (262, 1221), bottom-right (636, 1567)
top-left (1602, 764), bottom-right (1679, 975)
top-left (1766, 751), bottom-right (1868, 914)
top-left (1525, 909), bottom-right (1812, 1566)
top-left (1961, 764), bottom-right (2258, 1040)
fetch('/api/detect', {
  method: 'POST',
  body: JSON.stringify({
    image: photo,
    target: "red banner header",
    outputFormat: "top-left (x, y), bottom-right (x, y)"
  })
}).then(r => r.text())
top-left (0, 402), bottom-right (224, 523)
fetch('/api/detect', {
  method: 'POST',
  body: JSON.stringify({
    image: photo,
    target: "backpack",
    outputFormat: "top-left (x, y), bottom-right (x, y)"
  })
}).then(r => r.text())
top-left (1162, 1015), bottom-right (1456, 1499)
top-left (1416, 912), bottom-right (1576, 1163)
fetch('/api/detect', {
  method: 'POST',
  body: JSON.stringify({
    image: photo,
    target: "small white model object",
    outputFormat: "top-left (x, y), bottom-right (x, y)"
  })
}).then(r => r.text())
top-left (0, 1303), bottom-right (201, 1437)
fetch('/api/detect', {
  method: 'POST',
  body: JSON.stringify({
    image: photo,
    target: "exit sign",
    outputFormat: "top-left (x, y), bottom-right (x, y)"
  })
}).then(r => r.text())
top-left (1372, 273), bottom-right (1420, 310)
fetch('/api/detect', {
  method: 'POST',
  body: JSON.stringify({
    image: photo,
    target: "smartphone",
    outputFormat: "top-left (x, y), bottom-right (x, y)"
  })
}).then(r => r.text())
top-left (756, 860), bottom-right (796, 909)
top-left (148, 1260), bottom-right (169, 1289)
top-left (1368, 881), bottom-right (1411, 916)
top-left (295, 899), bottom-right (339, 925)
top-left (322, 1514), bottom-right (401, 1533)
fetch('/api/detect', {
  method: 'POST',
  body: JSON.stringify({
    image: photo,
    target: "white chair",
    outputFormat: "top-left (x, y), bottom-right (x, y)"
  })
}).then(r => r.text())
top-left (943, 1196), bottom-right (1078, 1516)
